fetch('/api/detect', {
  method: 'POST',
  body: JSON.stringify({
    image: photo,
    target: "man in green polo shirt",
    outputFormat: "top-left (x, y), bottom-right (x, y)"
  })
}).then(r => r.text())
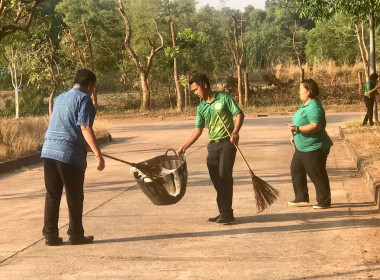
top-left (177, 73), bottom-right (244, 224)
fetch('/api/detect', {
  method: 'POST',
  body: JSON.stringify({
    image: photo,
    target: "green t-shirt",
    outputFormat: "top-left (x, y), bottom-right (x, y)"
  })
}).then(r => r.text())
top-left (364, 80), bottom-right (376, 97)
top-left (195, 92), bottom-right (242, 141)
top-left (292, 99), bottom-right (333, 152)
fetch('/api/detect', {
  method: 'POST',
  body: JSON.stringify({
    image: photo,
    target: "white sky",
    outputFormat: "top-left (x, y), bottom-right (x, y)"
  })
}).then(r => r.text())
top-left (196, 0), bottom-right (266, 11)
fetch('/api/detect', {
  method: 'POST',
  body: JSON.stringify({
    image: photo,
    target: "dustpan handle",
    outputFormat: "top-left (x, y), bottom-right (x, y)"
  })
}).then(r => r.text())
top-left (102, 153), bottom-right (134, 166)
top-left (165, 148), bottom-right (178, 156)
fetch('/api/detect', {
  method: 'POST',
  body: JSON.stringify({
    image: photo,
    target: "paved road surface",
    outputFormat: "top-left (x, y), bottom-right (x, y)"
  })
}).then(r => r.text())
top-left (1, 112), bottom-right (380, 279)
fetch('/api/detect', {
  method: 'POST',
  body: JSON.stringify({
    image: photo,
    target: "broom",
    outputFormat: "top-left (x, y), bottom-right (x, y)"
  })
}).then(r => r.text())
top-left (216, 112), bottom-right (279, 212)
top-left (102, 153), bottom-right (165, 185)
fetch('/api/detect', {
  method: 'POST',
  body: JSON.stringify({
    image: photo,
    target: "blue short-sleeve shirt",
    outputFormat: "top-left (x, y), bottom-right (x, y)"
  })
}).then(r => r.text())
top-left (41, 87), bottom-right (96, 170)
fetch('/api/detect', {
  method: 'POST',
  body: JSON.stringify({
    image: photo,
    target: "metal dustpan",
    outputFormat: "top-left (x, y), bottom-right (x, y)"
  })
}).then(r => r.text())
top-left (132, 148), bottom-right (187, 205)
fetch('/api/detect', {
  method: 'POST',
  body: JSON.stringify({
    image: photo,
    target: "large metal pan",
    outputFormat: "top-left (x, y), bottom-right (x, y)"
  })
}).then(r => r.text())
top-left (133, 148), bottom-right (187, 205)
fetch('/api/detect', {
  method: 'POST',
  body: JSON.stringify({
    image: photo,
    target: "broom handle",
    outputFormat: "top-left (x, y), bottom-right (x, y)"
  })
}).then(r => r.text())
top-left (101, 153), bottom-right (135, 166)
top-left (216, 112), bottom-right (255, 175)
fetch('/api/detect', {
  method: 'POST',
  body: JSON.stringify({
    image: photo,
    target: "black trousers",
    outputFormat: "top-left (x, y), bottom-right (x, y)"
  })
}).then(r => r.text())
top-left (42, 158), bottom-right (85, 238)
top-left (290, 148), bottom-right (331, 206)
top-left (363, 96), bottom-right (375, 125)
top-left (206, 140), bottom-right (236, 217)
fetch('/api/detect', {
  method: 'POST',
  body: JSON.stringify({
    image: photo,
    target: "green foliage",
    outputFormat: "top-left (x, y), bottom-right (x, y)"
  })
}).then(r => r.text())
top-left (285, 0), bottom-right (380, 21)
top-left (305, 13), bottom-right (359, 64)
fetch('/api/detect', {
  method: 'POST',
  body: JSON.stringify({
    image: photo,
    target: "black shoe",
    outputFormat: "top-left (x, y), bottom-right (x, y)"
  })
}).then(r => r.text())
top-left (69, 235), bottom-right (94, 245)
top-left (208, 215), bottom-right (220, 222)
top-left (45, 236), bottom-right (63, 246)
top-left (216, 216), bottom-right (235, 224)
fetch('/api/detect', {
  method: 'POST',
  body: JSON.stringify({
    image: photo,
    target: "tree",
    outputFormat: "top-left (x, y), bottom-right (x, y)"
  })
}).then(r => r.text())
top-left (0, 0), bottom-right (47, 41)
top-left (285, 0), bottom-right (380, 120)
top-left (170, 21), bottom-right (183, 112)
top-left (118, 0), bottom-right (163, 111)
top-left (4, 46), bottom-right (28, 119)
top-left (285, 0), bottom-right (380, 73)
top-left (230, 12), bottom-right (244, 106)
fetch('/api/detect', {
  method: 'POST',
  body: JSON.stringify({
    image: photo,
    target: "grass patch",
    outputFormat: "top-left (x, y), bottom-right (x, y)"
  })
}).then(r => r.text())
top-left (0, 117), bottom-right (110, 162)
top-left (342, 119), bottom-right (380, 173)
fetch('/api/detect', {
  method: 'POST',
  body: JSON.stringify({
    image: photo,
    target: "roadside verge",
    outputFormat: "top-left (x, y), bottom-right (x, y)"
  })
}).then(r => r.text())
top-left (340, 127), bottom-right (380, 208)
top-left (0, 133), bottom-right (112, 175)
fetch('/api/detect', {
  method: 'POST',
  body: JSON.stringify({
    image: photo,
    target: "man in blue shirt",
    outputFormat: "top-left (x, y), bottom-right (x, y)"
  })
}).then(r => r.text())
top-left (41, 69), bottom-right (105, 246)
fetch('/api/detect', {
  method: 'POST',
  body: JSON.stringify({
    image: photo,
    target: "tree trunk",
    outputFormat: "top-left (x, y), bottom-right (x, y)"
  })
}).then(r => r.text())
top-left (369, 10), bottom-right (378, 122)
top-left (184, 86), bottom-right (188, 108)
top-left (237, 65), bottom-right (243, 105)
top-left (170, 22), bottom-right (183, 112)
top-left (244, 71), bottom-right (248, 106)
top-left (230, 12), bottom-right (244, 106)
top-left (358, 71), bottom-right (363, 94)
top-left (49, 85), bottom-right (57, 117)
top-left (15, 89), bottom-right (19, 119)
top-left (140, 73), bottom-right (150, 111)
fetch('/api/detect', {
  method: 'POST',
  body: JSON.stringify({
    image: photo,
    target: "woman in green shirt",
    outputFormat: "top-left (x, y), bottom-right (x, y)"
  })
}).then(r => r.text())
top-left (288, 79), bottom-right (333, 209)
top-left (363, 72), bottom-right (379, 126)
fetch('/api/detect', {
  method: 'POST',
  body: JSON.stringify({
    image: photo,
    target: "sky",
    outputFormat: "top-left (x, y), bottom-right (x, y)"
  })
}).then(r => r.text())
top-left (195, 0), bottom-right (266, 11)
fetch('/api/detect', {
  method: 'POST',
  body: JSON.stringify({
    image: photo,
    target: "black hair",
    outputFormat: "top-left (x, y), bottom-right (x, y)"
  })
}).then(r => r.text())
top-left (74, 69), bottom-right (96, 86)
top-left (301, 78), bottom-right (319, 98)
top-left (189, 73), bottom-right (210, 88)
top-left (369, 72), bottom-right (379, 82)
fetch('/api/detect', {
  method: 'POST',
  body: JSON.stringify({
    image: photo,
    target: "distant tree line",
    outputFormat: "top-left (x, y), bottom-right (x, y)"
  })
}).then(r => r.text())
top-left (0, 0), bottom-right (379, 115)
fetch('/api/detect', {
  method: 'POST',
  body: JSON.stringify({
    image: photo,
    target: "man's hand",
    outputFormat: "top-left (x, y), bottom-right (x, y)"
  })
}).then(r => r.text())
top-left (230, 132), bottom-right (239, 145)
top-left (177, 146), bottom-right (186, 156)
top-left (96, 154), bottom-right (105, 171)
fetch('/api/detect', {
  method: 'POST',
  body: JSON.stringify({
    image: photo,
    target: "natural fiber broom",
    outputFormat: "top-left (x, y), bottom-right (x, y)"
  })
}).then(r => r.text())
top-left (216, 112), bottom-right (279, 212)
top-left (102, 153), bottom-right (165, 185)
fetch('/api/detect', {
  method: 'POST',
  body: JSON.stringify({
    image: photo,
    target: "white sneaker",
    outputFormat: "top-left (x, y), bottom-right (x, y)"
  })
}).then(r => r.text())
top-left (287, 201), bottom-right (309, 207)
top-left (313, 205), bottom-right (331, 209)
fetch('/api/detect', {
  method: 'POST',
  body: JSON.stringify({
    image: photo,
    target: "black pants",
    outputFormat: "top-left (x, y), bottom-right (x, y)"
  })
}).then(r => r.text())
top-left (290, 148), bottom-right (331, 207)
top-left (207, 140), bottom-right (236, 217)
top-left (363, 96), bottom-right (375, 126)
top-left (42, 158), bottom-right (85, 238)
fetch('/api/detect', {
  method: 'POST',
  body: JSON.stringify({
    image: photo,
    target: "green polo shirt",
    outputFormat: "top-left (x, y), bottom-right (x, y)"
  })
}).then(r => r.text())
top-left (364, 80), bottom-right (376, 97)
top-left (195, 92), bottom-right (242, 141)
top-left (292, 99), bottom-right (333, 152)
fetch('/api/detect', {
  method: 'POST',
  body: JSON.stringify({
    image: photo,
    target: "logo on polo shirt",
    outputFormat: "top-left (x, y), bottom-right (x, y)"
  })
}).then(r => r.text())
top-left (215, 103), bottom-right (222, 110)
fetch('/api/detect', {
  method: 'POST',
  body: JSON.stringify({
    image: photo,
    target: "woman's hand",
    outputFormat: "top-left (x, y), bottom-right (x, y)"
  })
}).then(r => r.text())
top-left (288, 124), bottom-right (297, 133)
top-left (290, 135), bottom-right (295, 146)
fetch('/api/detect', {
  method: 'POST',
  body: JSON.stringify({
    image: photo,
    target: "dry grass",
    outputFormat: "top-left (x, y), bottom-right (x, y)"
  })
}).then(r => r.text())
top-left (0, 117), bottom-right (109, 162)
top-left (343, 119), bottom-right (380, 173)
top-left (274, 60), bottom-right (371, 86)
top-left (0, 117), bottom-right (49, 161)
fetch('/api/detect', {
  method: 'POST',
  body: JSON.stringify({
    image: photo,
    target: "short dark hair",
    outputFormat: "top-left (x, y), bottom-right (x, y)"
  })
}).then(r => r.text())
top-left (189, 73), bottom-right (210, 88)
top-left (301, 78), bottom-right (319, 98)
top-left (74, 69), bottom-right (96, 86)
top-left (369, 73), bottom-right (379, 82)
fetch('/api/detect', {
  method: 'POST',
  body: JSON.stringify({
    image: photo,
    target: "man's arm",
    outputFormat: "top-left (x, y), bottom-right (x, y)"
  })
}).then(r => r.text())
top-left (81, 125), bottom-right (105, 171)
top-left (230, 112), bottom-right (244, 145)
top-left (177, 127), bottom-right (203, 155)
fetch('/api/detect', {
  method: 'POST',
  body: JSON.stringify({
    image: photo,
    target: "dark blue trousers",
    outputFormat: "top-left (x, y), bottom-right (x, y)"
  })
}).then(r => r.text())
top-left (42, 158), bottom-right (85, 238)
top-left (290, 148), bottom-right (331, 207)
top-left (207, 140), bottom-right (237, 217)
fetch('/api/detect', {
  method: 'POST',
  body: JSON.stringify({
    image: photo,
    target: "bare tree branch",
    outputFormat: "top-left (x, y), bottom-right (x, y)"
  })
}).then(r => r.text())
top-left (0, 0), bottom-right (47, 41)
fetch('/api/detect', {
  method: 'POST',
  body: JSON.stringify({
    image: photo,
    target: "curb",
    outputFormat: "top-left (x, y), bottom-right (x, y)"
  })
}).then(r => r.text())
top-left (339, 127), bottom-right (380, 208)
top-left (0, 133), bottom-right (112, 175)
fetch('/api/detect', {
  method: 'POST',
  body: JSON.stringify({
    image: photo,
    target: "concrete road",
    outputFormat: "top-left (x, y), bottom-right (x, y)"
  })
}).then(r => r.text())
top-left (1, 112), bottom-right (380, 279)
